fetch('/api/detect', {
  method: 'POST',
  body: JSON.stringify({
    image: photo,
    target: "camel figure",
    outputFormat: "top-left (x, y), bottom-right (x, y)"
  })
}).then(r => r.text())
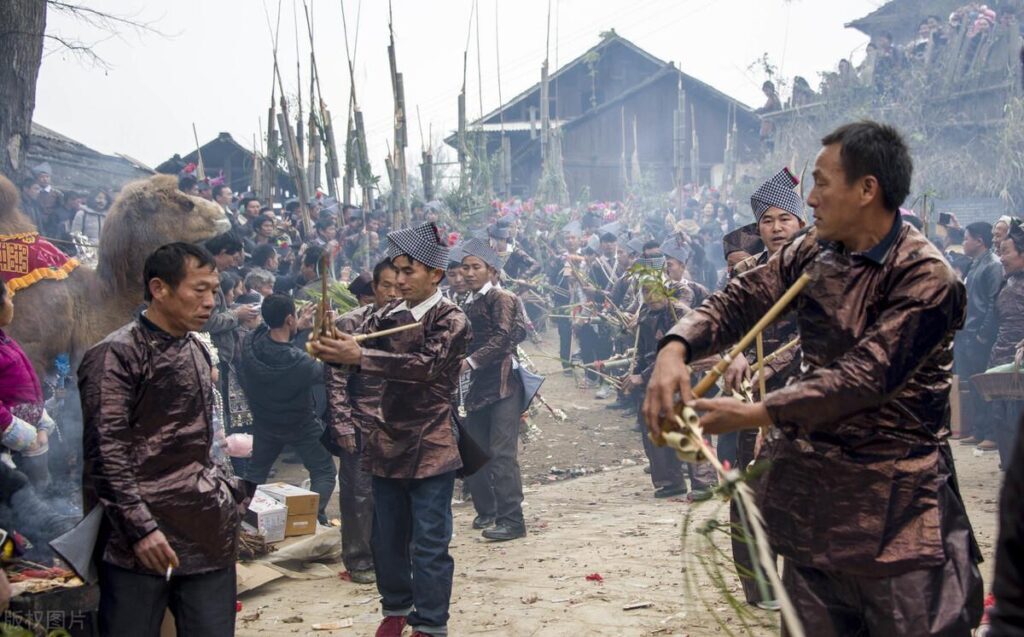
top-left (0, 173), bottom-right (230, 376)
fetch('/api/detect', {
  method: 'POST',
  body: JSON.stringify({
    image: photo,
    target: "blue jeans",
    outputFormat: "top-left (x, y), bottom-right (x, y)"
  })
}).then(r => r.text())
top-left (371, 471), bottom-right (455, 636)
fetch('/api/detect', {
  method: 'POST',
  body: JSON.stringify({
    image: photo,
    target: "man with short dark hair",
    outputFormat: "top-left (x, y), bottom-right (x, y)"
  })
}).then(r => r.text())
top-left (79, 242), bottom-right (245, 636)
top-left (460, 238), bottom-right (527, 541)
top-left (324, 259), bottom-right (400, 585)
top-left (956, 221), bottom-right (1001, 447)
top-left (311, 218), bottom-right (338, 249)
top-left (239, 197), bottom-right (261, 224)
top-left (250, 243), bottom-right (279, 273)
top-left (204, 233), bottom-right (244, 274)
top-left (202, 232), bottom-right (258, 457)
top-left (18, 177), bottom-right (43, 229)
top-left (645, 121), bottom-right (983, 635)
top-left (212, 185), bottom-right (235, 227)
top-left (312, 223), bottom-right (470, 637)
top-left (240, 294), bottom-right (336, 523)
top-left (273, 245), bottom-right (324, 297)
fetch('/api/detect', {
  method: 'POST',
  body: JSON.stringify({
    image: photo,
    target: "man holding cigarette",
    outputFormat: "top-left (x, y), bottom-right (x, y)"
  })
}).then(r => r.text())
top-left (80, 243), bottom-right (246, 636)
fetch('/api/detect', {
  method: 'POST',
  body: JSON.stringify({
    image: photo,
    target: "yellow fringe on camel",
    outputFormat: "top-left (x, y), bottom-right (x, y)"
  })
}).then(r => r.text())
top-left (6, 258), bottom-right (79, 294)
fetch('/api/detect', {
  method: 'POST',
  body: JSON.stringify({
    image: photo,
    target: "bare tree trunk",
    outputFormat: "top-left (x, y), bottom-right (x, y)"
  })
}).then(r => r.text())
top-left (0, 0), bottom-right (47, 179)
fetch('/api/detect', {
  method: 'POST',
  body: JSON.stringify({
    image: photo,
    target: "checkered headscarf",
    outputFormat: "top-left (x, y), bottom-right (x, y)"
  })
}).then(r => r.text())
top-left (460, 237), bottom-right (504, 271)
top-left (387, 222), bottom-right (450, 270)
top-left (660, 236), bottom-right (691, 264)
top-left (633, 255), bottom-right (666, 270)
top-left (448, 243), bottom-right (464, 268)
top-left (751, 168), bottom-right (802, 222)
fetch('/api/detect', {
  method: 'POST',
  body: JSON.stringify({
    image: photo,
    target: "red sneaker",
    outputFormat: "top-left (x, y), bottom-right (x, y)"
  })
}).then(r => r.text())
top-left (375, 616), bottom-right (407, 637)
top-left (981, 592), bottom-right (996, 625)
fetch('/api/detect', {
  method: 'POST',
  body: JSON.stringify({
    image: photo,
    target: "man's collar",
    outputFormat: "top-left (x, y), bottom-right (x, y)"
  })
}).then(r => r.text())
top-left (387, 288), bottom-right (444, 321)
top-left (855, 213), bottom-right (903, 265)
top-left (467, 280), bottom-right (493, 303)
top-left (139, 310), bottom-right (184, 339)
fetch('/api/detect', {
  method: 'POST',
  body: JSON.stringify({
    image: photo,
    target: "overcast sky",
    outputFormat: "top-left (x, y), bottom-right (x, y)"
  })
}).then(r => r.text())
top-left (35, 0), bottom-right (881, 178)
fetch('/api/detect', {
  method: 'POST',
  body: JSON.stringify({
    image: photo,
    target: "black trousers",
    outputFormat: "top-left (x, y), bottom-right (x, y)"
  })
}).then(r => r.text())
top-left (555, 318), bottom-right (572, 369)
top-left (577, 325), bottom-right (612, 382)
top-left (464, 385), bottom-right (526, 530)
top-left (338, 430), bottom-right (374, 573)
top-left (992, 400), bottom-right (1024, 467)
top-left (98, 562), bottom-right (236, 637)
top-left (246, 424), bottom-right (338, 522)
top-left (956, 341), bottom-right (992, 440)
top-left (729, 428), bottom-right (776, 605)
top-left (639, 419), bottom-right (716, 492)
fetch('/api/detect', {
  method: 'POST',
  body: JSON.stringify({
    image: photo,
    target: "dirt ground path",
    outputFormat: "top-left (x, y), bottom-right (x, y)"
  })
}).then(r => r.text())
top-left (239, 337), bottom-right (1004, 636)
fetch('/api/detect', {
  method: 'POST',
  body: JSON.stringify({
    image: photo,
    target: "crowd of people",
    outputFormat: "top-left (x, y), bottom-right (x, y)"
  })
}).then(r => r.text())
top-left (2, 120), bottom-right (1024, 636)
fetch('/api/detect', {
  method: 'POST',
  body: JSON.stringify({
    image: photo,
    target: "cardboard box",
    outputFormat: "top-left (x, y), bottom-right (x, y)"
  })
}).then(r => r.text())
top-left (257, 483), bottom-right (320, 517)
top-left (243, 492), bottom-right (287, 543)
top-left (284, 513), bottom-right (318, 537)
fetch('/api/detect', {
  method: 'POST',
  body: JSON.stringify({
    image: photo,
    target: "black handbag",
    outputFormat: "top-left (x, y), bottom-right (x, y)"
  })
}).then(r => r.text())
top-left (515, 364), bottom-right (545, 414)
top-left (452, 409), bottom-right (490, 478)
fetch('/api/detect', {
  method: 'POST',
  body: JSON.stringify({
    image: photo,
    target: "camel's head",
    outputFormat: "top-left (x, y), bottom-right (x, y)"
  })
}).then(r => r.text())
top-left (98, 174), bottom-right (231, 291)
top-left (106, 174), bottom-right (231, 246)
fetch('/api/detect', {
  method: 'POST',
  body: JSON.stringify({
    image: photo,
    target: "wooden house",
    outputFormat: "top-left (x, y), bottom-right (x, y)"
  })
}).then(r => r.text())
top-left (156, 132), bottom-right (289, 195)
top-left (26, 123), bottom-right (153, 195)
top-left (446, 31), bottom-right (760, 201)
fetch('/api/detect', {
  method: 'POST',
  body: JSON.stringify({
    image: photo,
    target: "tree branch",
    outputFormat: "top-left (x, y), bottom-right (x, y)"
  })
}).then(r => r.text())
top-left (39, 1), bottom-right (169, 69)
top-left (46, 1), bottom-right (167, 37)
top-left (41, 33), bottom-right (112, 70)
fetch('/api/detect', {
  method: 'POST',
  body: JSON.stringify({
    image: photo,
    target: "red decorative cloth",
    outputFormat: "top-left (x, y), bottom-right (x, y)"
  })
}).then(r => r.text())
top-left (0, 232), bottom-right (79, 294)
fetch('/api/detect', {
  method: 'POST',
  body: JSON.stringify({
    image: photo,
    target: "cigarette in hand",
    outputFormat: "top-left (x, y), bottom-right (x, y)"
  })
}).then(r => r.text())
top-left (166, 565), bottom-right (173, 581)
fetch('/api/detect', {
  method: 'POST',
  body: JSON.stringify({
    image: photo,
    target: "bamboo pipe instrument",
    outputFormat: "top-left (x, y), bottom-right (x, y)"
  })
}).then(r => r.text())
top-left (756, 333), bottom-right (768, 401)
top-left (660, 412), bottom-right (805, 637)
top-left (353, 322), bottom-right (422, 343)
top-left (306, 322), bottom-right (422, 358)
top-left (654, 271), bottom-right (813, 446)
top-left (749, 337), bottom-right (800, 375)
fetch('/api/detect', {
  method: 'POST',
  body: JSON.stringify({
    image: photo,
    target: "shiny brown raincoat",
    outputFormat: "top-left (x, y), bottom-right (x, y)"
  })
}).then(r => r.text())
top-left (355, 297), bottom-right (470, 479)
top-left (79, 316), bottom-right (244, 575)
top-left (984, 271), bottom-right (1024, 368)
top-left (734, 250), bottom-right (801, 388)
top-left (463, 286), bottom-right (521, 413)
top-left (666, 219), bottom-right (981, 578)
top-left (326, 304), bottom-right (382, 441)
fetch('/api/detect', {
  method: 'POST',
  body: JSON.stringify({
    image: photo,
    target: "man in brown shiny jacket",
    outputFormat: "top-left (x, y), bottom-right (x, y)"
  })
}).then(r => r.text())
top-left (644, 122), bottom-right (983, 636)
top-left (311, 222), bottom-right (470, 637)
top-left (459, 238), bottom-right (527, 541)
top-left (80, 243), bottom-right (245, 636)
top-left (324, 259), bottom-right (399, 585)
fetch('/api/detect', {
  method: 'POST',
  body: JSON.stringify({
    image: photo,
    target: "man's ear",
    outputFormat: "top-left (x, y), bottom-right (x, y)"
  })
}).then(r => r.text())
top-left (149, 277), bottom-right (168, 301)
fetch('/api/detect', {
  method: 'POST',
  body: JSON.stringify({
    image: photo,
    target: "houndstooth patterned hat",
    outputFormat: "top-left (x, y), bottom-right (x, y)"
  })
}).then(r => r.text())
top-left (460, 237), bottom-right (504, 271)
top-left (387, 222), bottom-right (450, 271)
top-left (633, 255), bottom-right (666, 271)
top-left (751, 167), bottom-right (803, 222)
top-left (660, 236), bottom-right (691, 264)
